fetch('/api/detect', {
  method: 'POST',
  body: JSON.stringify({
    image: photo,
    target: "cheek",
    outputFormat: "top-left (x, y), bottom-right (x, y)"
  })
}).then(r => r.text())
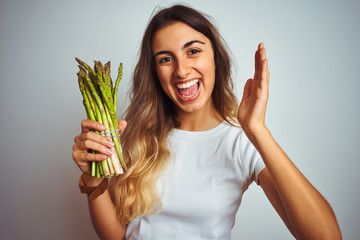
top-left (156, 72), bottom-right (173, 97)
top-left (157, 75), bottom-right (167, 89)
top-left (198, 53), bottom-right (216, 79)
top-left (156, 68), bottom-right (173, 87)
top-left (203, 62), bottom-right (216, 85)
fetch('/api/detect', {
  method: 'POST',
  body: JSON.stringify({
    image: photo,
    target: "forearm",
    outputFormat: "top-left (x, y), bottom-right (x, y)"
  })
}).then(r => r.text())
top-left (248, 127), bottom-right (341, 239)
top-left (83, 175), bottom-right (126, 240)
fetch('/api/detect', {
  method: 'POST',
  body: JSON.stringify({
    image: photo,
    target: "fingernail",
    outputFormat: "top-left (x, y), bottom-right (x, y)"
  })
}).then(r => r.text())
top-left (107, 141), bottom-right (114, 147)
top-left (106, 149), bottom-right (113, 155)
top-left (99, 125), bottom-right (105, 131)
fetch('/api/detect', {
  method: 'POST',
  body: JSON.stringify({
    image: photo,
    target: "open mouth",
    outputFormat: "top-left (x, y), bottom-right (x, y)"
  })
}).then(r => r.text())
top-left (176, 79), bottom-right (200, 99)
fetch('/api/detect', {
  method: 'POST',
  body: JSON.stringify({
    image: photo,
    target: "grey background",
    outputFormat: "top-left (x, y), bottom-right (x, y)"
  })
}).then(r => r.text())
top-left (0, 0), bottom-right (359, 239)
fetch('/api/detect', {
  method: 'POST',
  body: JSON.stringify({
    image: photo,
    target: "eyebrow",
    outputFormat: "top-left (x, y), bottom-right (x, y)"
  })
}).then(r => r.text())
top-left (154, 40), bottom-right (205, 57)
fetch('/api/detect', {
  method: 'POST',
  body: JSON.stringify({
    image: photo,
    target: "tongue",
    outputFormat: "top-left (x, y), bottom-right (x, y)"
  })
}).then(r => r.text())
top-left (178, 83), bottom-right (198, 96)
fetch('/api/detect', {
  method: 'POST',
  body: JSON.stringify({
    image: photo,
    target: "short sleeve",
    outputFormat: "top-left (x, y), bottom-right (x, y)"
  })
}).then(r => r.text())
top-left (238, 130), bottom-right (266, 185)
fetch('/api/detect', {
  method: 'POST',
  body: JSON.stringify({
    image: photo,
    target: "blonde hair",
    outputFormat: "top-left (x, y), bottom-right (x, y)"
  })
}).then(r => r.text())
top-left (110, 4), bottom-right (239, 225)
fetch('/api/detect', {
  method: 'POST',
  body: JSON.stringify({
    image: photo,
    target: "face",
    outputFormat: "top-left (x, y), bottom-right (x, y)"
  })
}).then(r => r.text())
top-left (152, 21), bottom-right (216, 115)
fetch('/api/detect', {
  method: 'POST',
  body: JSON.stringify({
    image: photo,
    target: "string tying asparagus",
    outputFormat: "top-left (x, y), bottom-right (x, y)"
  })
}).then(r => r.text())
top-left (76, 58), bottom-right (127, 177)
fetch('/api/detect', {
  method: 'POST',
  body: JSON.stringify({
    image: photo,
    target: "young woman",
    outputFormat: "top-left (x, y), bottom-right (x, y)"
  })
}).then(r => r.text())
top-left (72, 4), bottom-right (341, 240)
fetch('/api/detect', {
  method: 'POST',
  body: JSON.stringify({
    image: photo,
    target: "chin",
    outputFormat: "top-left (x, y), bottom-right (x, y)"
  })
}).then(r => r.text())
top-left (176, 101), bottom-right (206, 114)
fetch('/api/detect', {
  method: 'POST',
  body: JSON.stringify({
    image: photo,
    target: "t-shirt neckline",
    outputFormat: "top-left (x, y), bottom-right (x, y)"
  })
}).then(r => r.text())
top-left (171, 121), bottom-right (228, 138)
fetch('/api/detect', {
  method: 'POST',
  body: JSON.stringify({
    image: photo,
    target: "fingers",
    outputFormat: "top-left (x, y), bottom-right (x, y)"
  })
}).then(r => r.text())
top-left (72, 149), bottom-right (107, 166)
top-left (72, 150), bottom-right (107, 174)
top-left (73, 119), bottom-right (126, 176)
top-left (260, 44), bottom-right (269, 89)
top-left (72, 133), bottom-right (111, 174)
top-left (261, 58), bottom-right (269, 85)
top-left (254, 44), bottom-right (261, 79)
top-left (73, 119), bottom-right (116, 174)
top-left (78, 131), bottom-right (114, 147)
top-left (254, 43), bottom-right (269, 88)
top-left (118, 120), bottom-right (128, 134)
top-left (241, 78), bottom-right (254, 103)
top-left (81, 119), bottom-right (105, 133)
top-left (75, 131), bottom-right (114, 154)
top-left (79, 151), bottom-right (108, 162)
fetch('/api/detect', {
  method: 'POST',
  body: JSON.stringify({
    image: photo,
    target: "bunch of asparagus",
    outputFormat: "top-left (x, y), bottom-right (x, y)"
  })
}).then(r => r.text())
top-left (76, 58), bottom-right (127, 177)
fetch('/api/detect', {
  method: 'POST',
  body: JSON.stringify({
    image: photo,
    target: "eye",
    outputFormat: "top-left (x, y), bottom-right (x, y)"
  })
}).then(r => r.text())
top-left (159, 56), bottom-right (173, 64)
top-left (188, 49), bottom-right (201, 55)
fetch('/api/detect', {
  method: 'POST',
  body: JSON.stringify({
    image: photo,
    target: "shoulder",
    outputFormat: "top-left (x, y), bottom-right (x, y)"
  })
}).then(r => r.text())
top-left (216, 121), bottom-right (266, 185)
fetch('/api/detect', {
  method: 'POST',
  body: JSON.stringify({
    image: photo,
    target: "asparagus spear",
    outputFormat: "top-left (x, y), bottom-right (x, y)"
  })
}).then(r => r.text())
top-left (113, 63), bottom-right (123, 111)
top-left (78, 69), bottom-right (112, 176)
top-left (75, 57), bottom-right (127, 177)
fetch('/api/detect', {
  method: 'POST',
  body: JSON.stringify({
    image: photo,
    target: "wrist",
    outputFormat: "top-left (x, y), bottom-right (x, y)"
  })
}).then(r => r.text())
top-left (243, 125), bottom-right (273, 150)
top-left (79, 173), bottom-right (108, 200)
top-left (82, 172), bottom-right (104, 187)
top-left (243, 124), bottom-right (268, 139)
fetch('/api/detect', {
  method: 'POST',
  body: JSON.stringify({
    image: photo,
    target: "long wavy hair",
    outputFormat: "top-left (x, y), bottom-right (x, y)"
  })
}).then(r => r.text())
top-left (111, 4), bottom-right (239, 225)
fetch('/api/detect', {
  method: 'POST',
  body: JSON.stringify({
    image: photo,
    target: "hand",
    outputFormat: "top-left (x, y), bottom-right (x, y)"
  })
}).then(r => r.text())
top-left (238, 42), bottom-right (269, 135)
top-left (72, 119), bottom-right (127, 185)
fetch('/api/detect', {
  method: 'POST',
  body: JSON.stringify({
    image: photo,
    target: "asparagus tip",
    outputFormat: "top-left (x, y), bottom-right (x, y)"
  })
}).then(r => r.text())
top-left (75, 57), bottom-right (84, 65)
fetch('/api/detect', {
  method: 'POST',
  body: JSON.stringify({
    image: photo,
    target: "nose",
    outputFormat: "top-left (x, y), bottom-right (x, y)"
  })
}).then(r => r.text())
top-left (174, 58), bottom-right (191, 79)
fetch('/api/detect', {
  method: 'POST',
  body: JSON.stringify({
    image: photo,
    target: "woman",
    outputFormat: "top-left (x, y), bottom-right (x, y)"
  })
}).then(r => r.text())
top-left (72, 4), bottom-right (341, 239)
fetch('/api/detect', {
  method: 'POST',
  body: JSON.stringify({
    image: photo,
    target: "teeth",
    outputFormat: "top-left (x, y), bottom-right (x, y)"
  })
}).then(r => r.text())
top-left (176, 79), bottom-right (199, 89)
top-left (181, 91), bottom-right (197, 98)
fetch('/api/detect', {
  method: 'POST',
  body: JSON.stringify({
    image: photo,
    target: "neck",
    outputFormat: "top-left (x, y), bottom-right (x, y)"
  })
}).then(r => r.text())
top-left (176, 102), bottom-right (223, 131)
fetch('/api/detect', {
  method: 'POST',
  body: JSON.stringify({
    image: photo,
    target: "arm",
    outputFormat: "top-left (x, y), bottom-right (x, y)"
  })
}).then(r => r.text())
top-left (238, 43), bottom-right (341, 239)
top-left (255, 129), bottom-right (340, 239)
top-left (83, 174), bottom-right (126, 240)
top-left (73, 120), bottom-right (127, 240)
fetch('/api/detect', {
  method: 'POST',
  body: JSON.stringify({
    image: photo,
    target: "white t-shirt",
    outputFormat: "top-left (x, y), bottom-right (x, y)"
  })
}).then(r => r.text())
top-left (126, 121), bottom-right (265, 240)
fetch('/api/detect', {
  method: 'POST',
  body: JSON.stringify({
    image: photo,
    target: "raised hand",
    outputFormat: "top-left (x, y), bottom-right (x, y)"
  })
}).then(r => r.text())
top-left (238, 42), bottom-right (269, 135)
